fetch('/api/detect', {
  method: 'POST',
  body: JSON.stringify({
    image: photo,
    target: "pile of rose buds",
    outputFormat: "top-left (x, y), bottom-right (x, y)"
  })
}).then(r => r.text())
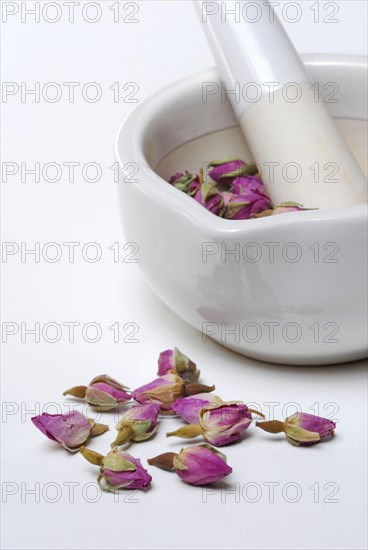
top-left (168, 159), bottom-right (312, 220)
top-left (32, 347), bottom-right (336, 492)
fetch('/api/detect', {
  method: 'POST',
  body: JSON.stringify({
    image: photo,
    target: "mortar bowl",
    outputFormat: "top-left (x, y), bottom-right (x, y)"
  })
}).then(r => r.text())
top-left (116, 54), bottom-right (367, 365)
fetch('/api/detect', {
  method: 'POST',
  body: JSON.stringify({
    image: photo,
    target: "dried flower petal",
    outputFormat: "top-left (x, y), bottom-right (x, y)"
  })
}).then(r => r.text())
top-left (32, 411), bottom-right (108, 452)
top-left (171, 393), bottom-right (223, 424)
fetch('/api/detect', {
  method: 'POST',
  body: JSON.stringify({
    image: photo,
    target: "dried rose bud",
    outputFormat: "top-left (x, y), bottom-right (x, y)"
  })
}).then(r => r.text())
top-left (188, 177), bottom-right (201, 196)
top-left (148, 444), bottom-right (232, 486)
top-left (133, 374), bottom-right (183, 412)
top-left (208, 159), bottom-right (248, 185)
top-left (111, 403), bottom-right (160, 447)
top-left (232, 175), bottom-right (266, 195)
top-left (80, 447), bottom-right (152, 491)
top-left (171, 393), bottom-right (223, 424)
top-left (157, 347), bottom-right (200, 383)
top-left (169, 172), bottom-right (184, 184)
top-left (63, 374), bottom-right (131, 411)
top-left (194, 183), bottom-right (224, 216)
top-left (169, 171), bottom-right (200, 193)
top-left (224, 192), bottom-right (271, 220)
top-left (256, 412), bottom-right (336, 446)
top-left (271, 201), bottom-right (307, 215)
top-left (133, 373), bottom-right (215, 413)
top-left (221, 191), bottom-right (234, 206)
top-left (31, 411), bottom-right (109, 452)
top-left (167, 402), bottom-right (264, 446)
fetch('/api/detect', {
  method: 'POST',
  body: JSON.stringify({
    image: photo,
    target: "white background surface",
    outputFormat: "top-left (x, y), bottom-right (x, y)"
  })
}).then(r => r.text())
top-left (1, 1), bottom-right (367, 549)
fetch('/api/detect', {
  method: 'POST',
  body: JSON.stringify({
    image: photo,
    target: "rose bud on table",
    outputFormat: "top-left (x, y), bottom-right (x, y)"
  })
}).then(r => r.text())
top-left (148, 444), bottom-right (232, 486)
top-left (256, 412), bottom-right (336, 446)
top-left (63, 374), bottom-right (131, 411)
top-left (157, 347), bottom-right (200, 383)
top-left (167, 402), bottom-right (264, 446)
top-left (31, 411), bottom-right (109, 452)
top-left (171, 393), bottom-right (223, 424)
top-left (80, 447), bottom-right (152, 491)
top-left (111, 403), bottom-right (160, 448)
top-left (133, 373), bottom-right (215, 413)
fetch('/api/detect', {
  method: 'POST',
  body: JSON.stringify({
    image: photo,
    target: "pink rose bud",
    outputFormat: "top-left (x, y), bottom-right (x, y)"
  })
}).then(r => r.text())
top-left (111, 403), bottom-right (160, 447)
top-left (171, 393), bottom-right (223, 424)
top-left (167, 402), bottom-right (264, 446)
top-left (148, 444), bottom-right (232, 486)
top-left (169, 171), bottom-right (200, 193)
top-left (221, 191), bottom-right (234, 206)
top-left (188, 177), bottom-right (201, 196)
top-left (63, 374), bottom-right (131, 411)
top-left (133, 374), bottom-right (184, 412)
top-left (169, 172), bottom-right (184, 184)
top-left (80, 447), bottom-right (152, 491)
top-left (271, 201), bottom-right (308, 215)
top-left (208, 159), bottom-right (248, 185)
top-left (157, 347), bottom-right (200, 383)
top-left (133, 374), bottom-right (215, 413)
top-left (232, 175), bottom-right (266, 196)
top-left (224, 192), bottom-right (271, 220)
top-left (31, 411), bottom-right (108, 452)
top-left (194, 183), bottom-right (224, 216)
top-left (256, 412), bottom-right (336, 446)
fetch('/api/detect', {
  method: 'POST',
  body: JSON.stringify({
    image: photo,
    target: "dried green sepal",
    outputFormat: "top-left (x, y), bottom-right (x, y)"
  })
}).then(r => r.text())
top-left (166, 424), bottom-right (204, 439)
top-left (256, 420), bottom-right (285, 433)
top-left (110, 426), bottom-right (134, 448)
top-left (89, 422), bottom-right (109, 437)
top-left (173, 454), bottom-right (188, 471)
top-left (80, 446), bottom-right (104, 466)
top-left (147, 452), bottom-right (178, 471)
top-left (63, 386), bottom-right (87, 398)
top-left (184, 383), bottom-right (215, 397)
top-left (102, 451), bottom-right (136, 472)
top-left (85, 387), bottom-right (117, 411)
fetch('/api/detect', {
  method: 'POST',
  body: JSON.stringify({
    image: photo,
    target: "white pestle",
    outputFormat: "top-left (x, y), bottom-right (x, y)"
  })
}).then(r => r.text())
top-left (194, 0), bottom-right (367, 209)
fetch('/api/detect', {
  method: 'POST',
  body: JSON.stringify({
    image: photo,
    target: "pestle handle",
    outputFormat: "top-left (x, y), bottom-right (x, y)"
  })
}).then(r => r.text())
top-left (194, 0), bottom-right (367, 208)
top-left (193, 0), bottom-right (309, 118)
